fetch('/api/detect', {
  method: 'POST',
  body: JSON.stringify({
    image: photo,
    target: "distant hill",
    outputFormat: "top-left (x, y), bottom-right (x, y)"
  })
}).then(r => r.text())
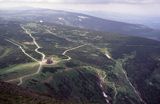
top-left (0, 8), bottom-right (160, 40)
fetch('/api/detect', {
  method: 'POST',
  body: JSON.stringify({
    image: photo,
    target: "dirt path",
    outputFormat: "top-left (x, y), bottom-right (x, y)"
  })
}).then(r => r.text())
top-left (6, 26), bottom-right (46, 86)
top-left (6, 29), bottom-right (87, 85)
top-left (62, 44), bottom-right (87, 61)
top-left (5, 39), bottom-right (38, 62)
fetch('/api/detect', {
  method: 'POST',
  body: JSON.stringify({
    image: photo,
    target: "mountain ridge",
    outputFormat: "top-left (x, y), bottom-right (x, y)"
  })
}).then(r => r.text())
top-left (0, 8), bottom-right (160, 40)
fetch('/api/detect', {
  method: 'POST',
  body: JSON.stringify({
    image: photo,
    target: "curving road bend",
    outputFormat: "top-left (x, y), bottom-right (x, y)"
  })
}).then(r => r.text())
top-left (62, 44), bottom-right (87, 61)
top-left (21, 26), bottom-right (45, 62)
top-left (5, 39), bottom-right (39, 85)
top-left (5, 39), bottom-right (38, 62)
top-left (21, 26), bottom-right (46, 82)
top-left (5, 26), bottom-right (145, 103)
top-left (6, 27), bottom-right (86, 85)
top-left (6, 26), bottom-right (46, 86)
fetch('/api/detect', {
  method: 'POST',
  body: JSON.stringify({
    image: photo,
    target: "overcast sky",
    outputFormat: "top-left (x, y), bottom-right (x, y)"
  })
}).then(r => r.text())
top-left (0, 0), bottom-right (160, 17)
top-left (0, 0), bottom-right (159, 3)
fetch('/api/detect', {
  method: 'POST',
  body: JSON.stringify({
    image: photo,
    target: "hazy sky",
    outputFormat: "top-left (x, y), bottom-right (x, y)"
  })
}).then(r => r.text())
top-left (0, 0), bottom-right (159, 3)
top-left (0, 0), bottom-right (160, 17)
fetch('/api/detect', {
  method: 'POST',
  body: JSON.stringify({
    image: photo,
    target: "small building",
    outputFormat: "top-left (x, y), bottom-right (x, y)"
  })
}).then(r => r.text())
top-left (46, 59), bottom-right (53, 64)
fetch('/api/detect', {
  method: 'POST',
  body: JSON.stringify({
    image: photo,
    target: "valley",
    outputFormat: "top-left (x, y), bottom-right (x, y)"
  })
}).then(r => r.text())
top-left (0, 9), bottom-right (160, 104)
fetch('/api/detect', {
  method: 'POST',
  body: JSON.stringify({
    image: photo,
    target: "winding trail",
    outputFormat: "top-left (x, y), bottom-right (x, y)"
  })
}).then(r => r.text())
top-left (5, 39), bottom-right (38, 62)
top-left (5, 39), bottom-right (39, 85)
top-left (21, 26), bottom-right (45, 74)
top-left (6, 26), bottom-right (46, 86)
top-left (62, 44), bottom-right (87, 61)
top-left (5, 26), bottom-right (146, 103)
top-left (6, 27), bottom-right (87, 85)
